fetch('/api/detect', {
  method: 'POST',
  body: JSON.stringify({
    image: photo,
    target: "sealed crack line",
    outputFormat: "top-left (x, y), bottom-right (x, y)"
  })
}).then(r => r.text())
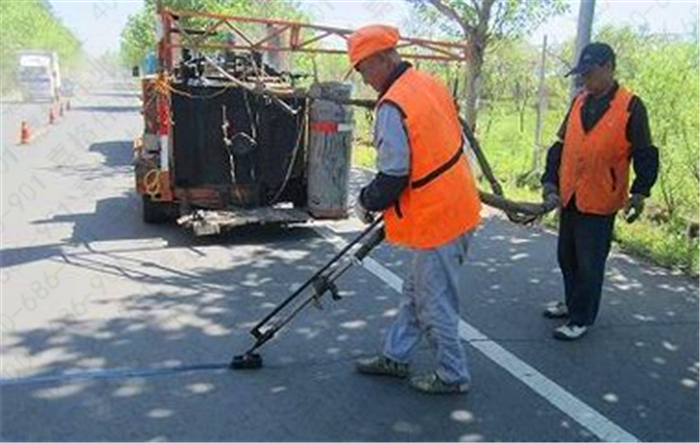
top-left (0, 362), bottom-right (229, 387)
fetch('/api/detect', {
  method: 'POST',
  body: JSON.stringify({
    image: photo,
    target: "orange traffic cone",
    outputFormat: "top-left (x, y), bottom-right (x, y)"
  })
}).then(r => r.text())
top-left (20, 121), bottom-right (30, 144)
top-left (49, 107), bottom-right (56, 124)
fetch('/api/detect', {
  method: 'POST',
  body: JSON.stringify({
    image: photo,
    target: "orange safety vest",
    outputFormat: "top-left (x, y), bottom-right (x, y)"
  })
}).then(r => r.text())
top-left (559, 87), bottom-right (634, 215)
top-left (378, 68), bottom-right (481, 249)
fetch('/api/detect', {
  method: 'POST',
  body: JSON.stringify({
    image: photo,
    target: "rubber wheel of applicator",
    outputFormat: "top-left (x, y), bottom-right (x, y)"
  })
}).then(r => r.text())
top-left (230, 353), bottom-right (263, 370)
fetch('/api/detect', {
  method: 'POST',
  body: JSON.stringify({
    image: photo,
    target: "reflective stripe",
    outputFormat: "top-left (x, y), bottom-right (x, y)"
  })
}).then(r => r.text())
top-left (310, 121), bottom-right (338, 133)
top-left (159, 135), bottom-right (169, 171)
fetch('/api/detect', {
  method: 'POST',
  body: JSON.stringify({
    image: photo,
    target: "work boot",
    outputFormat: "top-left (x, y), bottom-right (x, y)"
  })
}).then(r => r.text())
top-left (543, 301), bottom-right (568, 319)
top-left (355, 355), bottom-right (410, 378)
top-left (553, 323), bottom-right (588, 341)
top-left (410, 372), bottom-right (469, 395)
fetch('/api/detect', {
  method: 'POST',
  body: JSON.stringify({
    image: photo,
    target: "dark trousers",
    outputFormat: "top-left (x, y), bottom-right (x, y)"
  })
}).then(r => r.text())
top-left (557, 201), bottom-right (616, 326)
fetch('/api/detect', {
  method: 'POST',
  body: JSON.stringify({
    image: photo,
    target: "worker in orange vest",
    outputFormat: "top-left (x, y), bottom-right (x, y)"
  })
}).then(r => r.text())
top-left (347, 25), bottom-right (482, 394)
top-left (541, 43), bottom-right (659, 340)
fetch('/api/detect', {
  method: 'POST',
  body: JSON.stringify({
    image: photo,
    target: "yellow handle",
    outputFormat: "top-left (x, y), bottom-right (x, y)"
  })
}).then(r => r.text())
top-left (144, 169), bottom-right (161, 197)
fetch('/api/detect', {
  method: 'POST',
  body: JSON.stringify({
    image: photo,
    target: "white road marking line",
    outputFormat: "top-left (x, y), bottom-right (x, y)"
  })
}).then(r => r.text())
top-left (312, 224), bottom-right (640, 443)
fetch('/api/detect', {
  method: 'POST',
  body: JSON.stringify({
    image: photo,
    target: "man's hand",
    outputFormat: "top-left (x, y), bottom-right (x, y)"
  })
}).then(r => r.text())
top-left (623, 194), bottom-right (645, 223)
top-left (541, 182), bottom-right (561, 212)
top-left (354, 199), bottom-right (375, 224)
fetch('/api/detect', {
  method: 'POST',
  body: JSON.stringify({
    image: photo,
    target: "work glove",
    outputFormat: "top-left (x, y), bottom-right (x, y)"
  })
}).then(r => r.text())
top-left (623, 193), bottom-right (645, 223)
top-left (541, 182), bottom-right (561, 212)
top-left (354, 198), bottom-right (375, 224)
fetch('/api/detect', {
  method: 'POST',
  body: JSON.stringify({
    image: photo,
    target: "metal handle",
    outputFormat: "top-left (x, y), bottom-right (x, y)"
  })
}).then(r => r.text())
top-left (354, 227), bottom-right (385, 261)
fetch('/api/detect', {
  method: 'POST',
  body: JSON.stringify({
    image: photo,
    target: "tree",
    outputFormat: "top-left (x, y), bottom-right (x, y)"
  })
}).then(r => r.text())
top-left (408, 0), bottom-right (568, 129)
top-left (480, 39), bottom-right (540, 131)
top-left (0, 0), bottom-right (81, 92)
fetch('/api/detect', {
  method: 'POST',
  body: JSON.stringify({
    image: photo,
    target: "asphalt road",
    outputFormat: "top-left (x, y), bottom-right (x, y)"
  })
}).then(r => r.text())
top-left (1, 84), bottom-right (697, 442)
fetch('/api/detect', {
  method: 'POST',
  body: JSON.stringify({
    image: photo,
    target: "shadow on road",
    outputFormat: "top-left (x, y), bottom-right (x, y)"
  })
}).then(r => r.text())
top-left (89, 140), bottom-right (135, 168)
top-left (1, 153), bottom-right (697, 441)
top-left (1, 187), bottom-right (473, 440)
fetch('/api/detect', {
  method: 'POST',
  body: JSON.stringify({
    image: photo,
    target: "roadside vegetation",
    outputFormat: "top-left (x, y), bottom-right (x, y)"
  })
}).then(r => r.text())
top-left (0, 0), bottom-right (82, 94)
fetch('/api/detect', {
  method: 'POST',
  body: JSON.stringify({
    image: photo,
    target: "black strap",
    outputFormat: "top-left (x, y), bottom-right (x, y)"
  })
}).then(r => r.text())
top-left (411, 145), bottom-right (464, 189)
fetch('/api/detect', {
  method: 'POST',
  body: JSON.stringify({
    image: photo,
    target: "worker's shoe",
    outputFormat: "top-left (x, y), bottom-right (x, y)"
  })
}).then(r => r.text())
top-left (543, 301), bottom-right (568, 319)
top-left (356, 355), bottom-right (410, 378)
top-left (409, 372), bottom-right (469, 395)
top-left (553, 323), bottom-right (588, 341)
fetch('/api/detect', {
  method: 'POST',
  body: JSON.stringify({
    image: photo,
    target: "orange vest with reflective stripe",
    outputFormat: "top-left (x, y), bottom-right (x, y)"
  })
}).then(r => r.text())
top-left (560, 87), bottom-right (633, 215)
top-left (378, 68), bottom-right (481, 249)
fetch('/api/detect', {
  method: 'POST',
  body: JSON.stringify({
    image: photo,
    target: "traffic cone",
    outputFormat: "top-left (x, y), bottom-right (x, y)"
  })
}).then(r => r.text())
top-left (49, 107), bottom-right (56, 124)
top-left (20, 121), bottom-right (30, 144)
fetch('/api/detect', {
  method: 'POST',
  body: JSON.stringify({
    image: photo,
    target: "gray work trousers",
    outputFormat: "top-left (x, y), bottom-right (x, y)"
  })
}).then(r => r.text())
top-left (382, 230), bottom-right (473, 384)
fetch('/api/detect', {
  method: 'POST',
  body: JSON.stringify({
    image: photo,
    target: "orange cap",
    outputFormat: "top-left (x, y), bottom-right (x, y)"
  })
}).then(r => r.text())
top-left (347, 24), bottom-right (400, 67)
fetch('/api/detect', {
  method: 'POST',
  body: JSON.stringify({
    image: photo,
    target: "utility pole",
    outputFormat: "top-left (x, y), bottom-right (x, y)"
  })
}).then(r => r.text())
top-left (570, 0), bottom-right (596, 99)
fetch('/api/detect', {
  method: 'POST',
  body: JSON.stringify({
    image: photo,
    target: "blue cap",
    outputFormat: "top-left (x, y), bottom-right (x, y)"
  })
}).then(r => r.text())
top-left (565, 42), bottom-right (615, 77)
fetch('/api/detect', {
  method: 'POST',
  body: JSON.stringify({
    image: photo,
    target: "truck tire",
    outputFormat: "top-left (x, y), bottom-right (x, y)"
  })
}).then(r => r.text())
top-left (142, 194), bottom-right (175, 224)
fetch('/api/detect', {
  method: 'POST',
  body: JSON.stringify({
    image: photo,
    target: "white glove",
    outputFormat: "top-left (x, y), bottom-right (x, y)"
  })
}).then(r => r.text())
top-left (354, 199), bottom-right (374, 224)
top-left (623, 193), bottom-right (645, 223)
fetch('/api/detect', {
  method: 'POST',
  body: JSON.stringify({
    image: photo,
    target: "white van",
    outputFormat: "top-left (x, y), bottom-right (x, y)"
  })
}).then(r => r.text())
top-left (17, 51), bottom-right (61, 102)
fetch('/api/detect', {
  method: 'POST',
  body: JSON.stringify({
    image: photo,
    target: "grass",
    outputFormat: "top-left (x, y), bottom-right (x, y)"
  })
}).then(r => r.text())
top-left (350, 102), bottom-right (699, 276)
top-left (352, 141), bottom-right (376, 170)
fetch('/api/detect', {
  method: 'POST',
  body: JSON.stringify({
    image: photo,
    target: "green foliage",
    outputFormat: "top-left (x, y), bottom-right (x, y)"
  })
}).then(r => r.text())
top-left (614, 219), bottom-right (699, 275)
top-left (596, 26), bottom-right (700, 220)
top-left (353, 142), bottom-right (376, 170)
top-left (408, 0), bottom-right (569, 40)
top-left (0, 0), bottom-right (82, 91)
top-left (476, 102), bottom-right (562, 186)
top-left (406, 0), bottom-right (569, 127)
top-left (480, 39), bottom-right (543, 133)
top-left (120, 6), bottom-right (156, 68)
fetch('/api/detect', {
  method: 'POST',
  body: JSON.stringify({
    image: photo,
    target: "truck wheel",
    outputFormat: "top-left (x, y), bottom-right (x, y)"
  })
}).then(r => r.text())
top-left (142, 194), bottom-right (174, 224)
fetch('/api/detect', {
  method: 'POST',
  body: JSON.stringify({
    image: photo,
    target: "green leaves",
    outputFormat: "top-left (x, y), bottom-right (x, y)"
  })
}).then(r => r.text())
top-left (0, 0), bottom-right (81, 91)
top-left (597, 26), bottom-right (699, 220)
top-left (407, 0), bottom-right (570, 39)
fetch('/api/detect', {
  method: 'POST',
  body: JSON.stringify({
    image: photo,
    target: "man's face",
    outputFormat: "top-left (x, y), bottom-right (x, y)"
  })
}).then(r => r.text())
top-left (355, 53), bottom-right (391, 92)
top-left (581, 60), bottom-right (613, 95)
